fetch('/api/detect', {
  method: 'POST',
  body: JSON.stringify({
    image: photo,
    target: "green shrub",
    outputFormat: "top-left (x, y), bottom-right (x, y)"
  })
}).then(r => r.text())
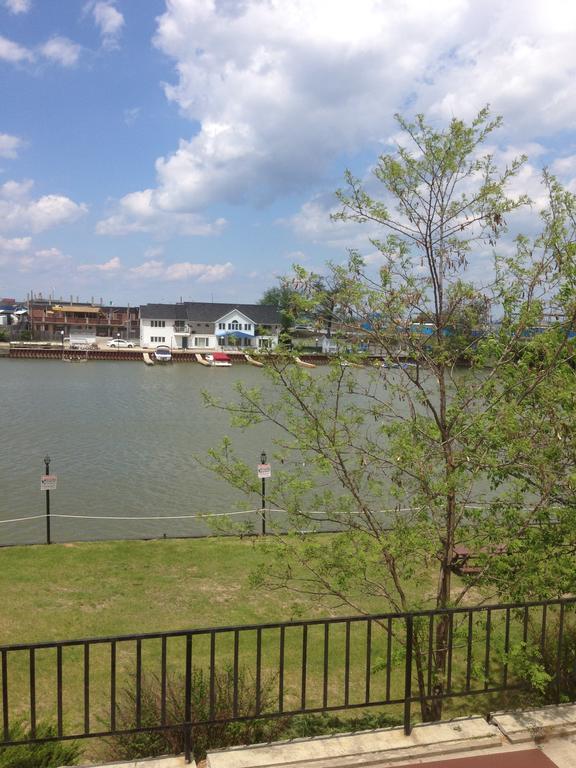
top-left (103, 666), bottom-right (286, 763)
top-left (103, 664), bottom-right (403, 763)
top-left (532, 617), bottom-right (576, 703)
top-left (285, 711), bottom-right (400, 739)
top-left (0, 723), bottom-right (81, 768)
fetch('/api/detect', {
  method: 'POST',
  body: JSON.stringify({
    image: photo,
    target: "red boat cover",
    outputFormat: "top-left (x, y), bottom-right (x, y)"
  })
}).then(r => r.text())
top-left (212, 352), bottom-right (231, 361)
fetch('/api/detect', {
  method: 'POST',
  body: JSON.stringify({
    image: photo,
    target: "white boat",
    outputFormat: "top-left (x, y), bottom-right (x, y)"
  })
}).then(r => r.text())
top-left (153, 345), bottom-right (172, 362)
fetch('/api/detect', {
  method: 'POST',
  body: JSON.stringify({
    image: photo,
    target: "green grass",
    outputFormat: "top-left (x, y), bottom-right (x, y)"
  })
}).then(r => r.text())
top-left (0, 537), bottom-right (342, 644)
top-left (1, 537), bottom-right (409, 753)
top-left (0, 537), bottom-right (563, 763)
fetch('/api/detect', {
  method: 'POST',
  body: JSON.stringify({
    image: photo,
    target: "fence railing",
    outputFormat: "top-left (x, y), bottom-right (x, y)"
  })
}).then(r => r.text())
top-left (1, 597), bottom-right (574, 763)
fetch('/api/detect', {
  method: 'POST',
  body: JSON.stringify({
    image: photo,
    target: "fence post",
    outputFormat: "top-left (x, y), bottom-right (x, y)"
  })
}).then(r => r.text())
top-left (184, 633), bottom-right (192, 763)
top-left (403, 613), bottom-right (413, 736)
top-left (556, 601), bottom-right (565, 705)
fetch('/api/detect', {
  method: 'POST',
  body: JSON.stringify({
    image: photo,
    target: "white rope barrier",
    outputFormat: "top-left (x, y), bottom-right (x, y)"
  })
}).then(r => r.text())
top-left (0, 503), bottom-right (559, 526)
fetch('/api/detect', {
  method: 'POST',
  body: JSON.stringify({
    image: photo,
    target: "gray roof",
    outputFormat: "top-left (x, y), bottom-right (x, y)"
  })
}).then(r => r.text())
top-left (140, 302), bottom-right (280, 324)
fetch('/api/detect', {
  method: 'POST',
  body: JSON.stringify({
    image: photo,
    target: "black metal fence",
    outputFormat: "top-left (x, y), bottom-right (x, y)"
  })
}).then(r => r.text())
top-left (1, 598), bottom-right (574, 763)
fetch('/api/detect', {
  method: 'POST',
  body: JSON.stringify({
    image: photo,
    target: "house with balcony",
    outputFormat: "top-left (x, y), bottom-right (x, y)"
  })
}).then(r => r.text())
top-left (139, 302), bottom-right (281, 350)
top-left (28, 299), bottom-right (139, 340)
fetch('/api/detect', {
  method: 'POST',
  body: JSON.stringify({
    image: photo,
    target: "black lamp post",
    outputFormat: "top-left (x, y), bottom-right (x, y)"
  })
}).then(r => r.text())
top-left (60, 330), bottom-right (64, 358)
top-left (116, 331), bottom-right (120, 349)
top-left (260, 451), bottom-right (267, 536)
top-left (44, 455), bottom-right (51, 545)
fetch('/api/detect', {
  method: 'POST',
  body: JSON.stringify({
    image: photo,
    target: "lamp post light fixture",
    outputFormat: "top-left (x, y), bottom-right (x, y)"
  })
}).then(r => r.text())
top-left (44, 455), bottom-right (51, 545)
top-left (116, 331), bottom-right (121, 349)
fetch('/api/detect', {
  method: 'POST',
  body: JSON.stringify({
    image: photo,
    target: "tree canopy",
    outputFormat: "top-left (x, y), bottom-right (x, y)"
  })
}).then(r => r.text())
top-left (207, 108), bottom-right (576, 720)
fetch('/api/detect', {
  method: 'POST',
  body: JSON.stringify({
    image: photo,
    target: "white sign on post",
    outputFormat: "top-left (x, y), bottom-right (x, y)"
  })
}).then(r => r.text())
top-left (40, 474), bottom-right (57, 491)
top-left (257, 463), bottom-right (271, 479)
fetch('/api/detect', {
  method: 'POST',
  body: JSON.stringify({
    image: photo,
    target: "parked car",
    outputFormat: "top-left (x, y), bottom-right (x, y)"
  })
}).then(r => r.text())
top-left (106, 338), bottom-right (134, 348)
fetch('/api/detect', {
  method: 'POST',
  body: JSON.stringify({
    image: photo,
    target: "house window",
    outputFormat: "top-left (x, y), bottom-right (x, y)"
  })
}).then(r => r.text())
top-left (196, 337), bottom-right (209, 347)
top-left (218, 322), bottom-right (225, 330)
top-left (228, 320), bottom-right (240, 330)
top-left (244, 323), bottom-right (252, 331)
top-left (151, 320), bottom-right (166, 328)
top-left (151, 336), bottom-right (166, 343)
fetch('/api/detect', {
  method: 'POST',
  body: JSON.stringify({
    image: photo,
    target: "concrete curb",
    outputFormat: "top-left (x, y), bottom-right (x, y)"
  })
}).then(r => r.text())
top-left (206, 717), bottom-right (501, 768)
top-left (491, 702), bottom-right (576, 743)
top-left (59, 756), bottom-right (191, 768)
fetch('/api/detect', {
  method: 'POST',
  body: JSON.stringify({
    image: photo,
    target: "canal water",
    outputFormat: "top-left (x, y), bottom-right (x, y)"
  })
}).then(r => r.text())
top-left (0, 359), bottom-right (296, 545)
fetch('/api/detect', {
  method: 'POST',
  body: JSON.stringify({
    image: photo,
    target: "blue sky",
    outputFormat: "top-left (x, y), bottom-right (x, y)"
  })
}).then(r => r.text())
top-left (1, 0), bottom-right (576, 305)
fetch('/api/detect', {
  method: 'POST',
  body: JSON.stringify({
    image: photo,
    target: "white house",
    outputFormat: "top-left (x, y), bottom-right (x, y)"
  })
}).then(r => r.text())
top-left (139, 302), bottom-right (281, 351)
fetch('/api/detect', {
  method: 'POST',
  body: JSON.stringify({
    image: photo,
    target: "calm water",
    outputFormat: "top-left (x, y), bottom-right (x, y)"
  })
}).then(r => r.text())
top-left (0, 359), bottom-right (291, 545)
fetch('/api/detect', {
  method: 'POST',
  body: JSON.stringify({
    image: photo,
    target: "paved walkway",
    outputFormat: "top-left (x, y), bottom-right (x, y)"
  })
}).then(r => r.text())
top-left (396, 748), bottom-right (558, 767)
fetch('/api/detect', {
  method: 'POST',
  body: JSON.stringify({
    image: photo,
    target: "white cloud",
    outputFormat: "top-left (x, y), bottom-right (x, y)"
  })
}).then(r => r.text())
top-left (100, 0), bottom-right (576, 238)
top-left (426, 4), bottom-right (576, 135)
top-left (0, 133), bottom-right (24, 159)
top-left (0, 34), bottom-right (33, 63)
top-left (0, 236), bottom-right (70, 272)
top-left (96, 188), bottom-right (226, 236)
top-left (123, 107), bottom-right (141, 126)
top-left (78, 256), bottom-right (121, 273)
top-left (0, 235), bottom-right (31, 254)
top-left (40, 36), bottom-right (81, 67)
top-left (0, 34), bottom-right (82, 68)
top-left (129, 259), bottom-right (234, 283)
top-left (19, 247), bottom-right (70, 272)
top-left (0, 180), bottom-right (87, 234)
top-left (551, 158), bottom-right (576, 195)
top-left (286, 194), bottom-right (368, 249)
top-left (2, 0), bottom-right (31, 14)
top-left (89, 0), bottom-right (125, 50)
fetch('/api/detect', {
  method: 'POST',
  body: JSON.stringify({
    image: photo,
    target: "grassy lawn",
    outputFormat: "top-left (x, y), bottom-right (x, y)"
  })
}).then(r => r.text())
top-left (0, 537), bottom-right (347, 644)
top-left (2, 535), bottom-right (459, 644)
top-left (1, 537), bottom-right (411, 746)
top-left (0, 536), bottom-right (559, 763)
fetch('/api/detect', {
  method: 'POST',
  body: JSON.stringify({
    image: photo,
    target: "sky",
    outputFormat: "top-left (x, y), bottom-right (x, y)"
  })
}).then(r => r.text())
top-left (1, 0), bottom-right (576, 305)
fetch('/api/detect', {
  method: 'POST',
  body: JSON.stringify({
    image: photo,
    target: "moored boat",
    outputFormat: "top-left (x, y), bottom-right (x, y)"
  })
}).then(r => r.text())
top-left (204, 352), bottom-right (232, 367)
top-left (153, 345), bottom-right (172, 362)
